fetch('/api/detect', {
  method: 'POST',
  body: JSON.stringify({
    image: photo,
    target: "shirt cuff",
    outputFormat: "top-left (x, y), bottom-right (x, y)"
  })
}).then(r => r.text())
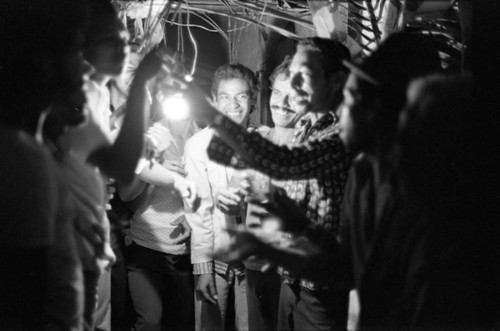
top-left (193, 261), bottom-right (214, 275)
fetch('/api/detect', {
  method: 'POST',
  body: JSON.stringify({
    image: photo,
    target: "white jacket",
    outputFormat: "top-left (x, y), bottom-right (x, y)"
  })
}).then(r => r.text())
top-left (184, 128), bottom-right (240, 272)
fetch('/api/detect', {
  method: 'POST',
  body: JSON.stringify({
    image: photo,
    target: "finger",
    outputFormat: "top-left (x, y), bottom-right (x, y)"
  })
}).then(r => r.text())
top-left (170, 231), bottom-right (190, 244)
top-left (216, 203), bottom-right (230, 214)
top-left (184, 194), bottom-right (197, 208)
top-left (217, 195), bottom-right (240, 206)
top-left (165, 164), bottom-right (186, 176)
top-left (199, 287), bottom-right (217, 304)
top-left (207, 279), bottom-right (218, 302)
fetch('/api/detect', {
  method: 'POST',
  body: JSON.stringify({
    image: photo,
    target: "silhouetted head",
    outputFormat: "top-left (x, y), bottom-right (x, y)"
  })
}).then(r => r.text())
top-left (338, 32), bottom-right (441, 156)
top-left (0, 0), bottom-right (88, 133)
top-left (397, 74), bottom-right (473, 201)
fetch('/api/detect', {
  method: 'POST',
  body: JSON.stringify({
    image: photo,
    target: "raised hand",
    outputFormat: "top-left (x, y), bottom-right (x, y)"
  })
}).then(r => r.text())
top-left (145, 121), bottom-right (172, 155)
top-left (133, 48), bottom-right (164, 83)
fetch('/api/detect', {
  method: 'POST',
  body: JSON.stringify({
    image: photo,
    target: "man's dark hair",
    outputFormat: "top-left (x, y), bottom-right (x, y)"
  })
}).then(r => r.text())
top-left (82, 0), bottom-right (121, 51)
top-left (297, 37), bottom-right (351, 79)
top-left (0, 0), bottom-right (85, 132)
top-left (397, 74), bottom-right (472, 201)
top-left (353, 32), bottom-right (441, 150)
top-left (211, 64), bottom-right (259, 102)
top-left (269, 57), bottom-right (291, 84)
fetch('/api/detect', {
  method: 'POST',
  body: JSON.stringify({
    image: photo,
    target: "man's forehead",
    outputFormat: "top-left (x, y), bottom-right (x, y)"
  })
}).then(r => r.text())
top-left (272, 74), bottom-right (291, 88)
top-left (217, 78), bottom-right (250, 94)
top-left (291, 47), bottom-right (323, 71)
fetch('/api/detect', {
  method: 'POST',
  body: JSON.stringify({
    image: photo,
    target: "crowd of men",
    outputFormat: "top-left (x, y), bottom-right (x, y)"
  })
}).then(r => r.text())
top-left (1, 1), bottom-right (497, 331)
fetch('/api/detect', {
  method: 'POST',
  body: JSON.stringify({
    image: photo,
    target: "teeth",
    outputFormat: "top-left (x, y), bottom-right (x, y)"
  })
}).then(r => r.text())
top-left (274, 108), bottom-right (292, 115)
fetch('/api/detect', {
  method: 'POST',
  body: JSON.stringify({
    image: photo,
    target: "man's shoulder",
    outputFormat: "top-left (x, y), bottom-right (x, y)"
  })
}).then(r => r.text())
top-left (252, 124), bottom-right (272, 137)
top-left (0, 128), bottom-right (53, 166)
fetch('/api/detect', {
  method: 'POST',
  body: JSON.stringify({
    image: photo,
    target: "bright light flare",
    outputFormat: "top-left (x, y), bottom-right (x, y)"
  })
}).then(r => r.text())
top-left (161, 93), bottom-right (190, 121)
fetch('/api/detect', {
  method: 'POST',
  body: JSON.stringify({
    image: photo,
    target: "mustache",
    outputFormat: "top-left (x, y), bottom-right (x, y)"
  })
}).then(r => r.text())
top-left (271, 105), bottom-right (293, 112)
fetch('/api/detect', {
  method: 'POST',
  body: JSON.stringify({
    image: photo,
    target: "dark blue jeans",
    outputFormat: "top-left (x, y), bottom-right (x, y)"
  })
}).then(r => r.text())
top-left (246, 269), bottom-right (281, 331)
top-left (277, 282), bottom-right (349, 331)
top-left (127, 242), bottom-right (194, 331)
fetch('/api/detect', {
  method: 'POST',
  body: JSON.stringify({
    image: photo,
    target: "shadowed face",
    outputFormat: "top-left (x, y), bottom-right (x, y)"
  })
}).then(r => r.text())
top-left (52, 32), bottom-right (92, 125)
top-left (288, 45), bottom-right (329, 115)
top-left (338, 74), bottom-right (374, 154)
top-left (85, 17), bottom-right (130, 77)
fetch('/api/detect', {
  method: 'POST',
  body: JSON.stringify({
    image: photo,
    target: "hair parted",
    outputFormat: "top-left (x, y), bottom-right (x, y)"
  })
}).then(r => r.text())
top-left (211, 64), bottom-right (259, 101)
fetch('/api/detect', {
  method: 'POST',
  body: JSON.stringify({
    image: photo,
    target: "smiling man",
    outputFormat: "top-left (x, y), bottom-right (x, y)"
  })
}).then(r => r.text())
top-left (184, 64), bottom-right (267, 330)
top-left (243, 58), bottom-right (302, 331)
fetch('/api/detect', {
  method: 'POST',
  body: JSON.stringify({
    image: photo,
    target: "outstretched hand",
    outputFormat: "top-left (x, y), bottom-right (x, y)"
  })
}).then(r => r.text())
top-left (213, 225), bottom-right (269, 264)
top-left (145, 121), bottom-right (172, 156)
top-left (249, 187), bottom-right (310, 235)
top-left (133, 48), bottom-right (165, 82)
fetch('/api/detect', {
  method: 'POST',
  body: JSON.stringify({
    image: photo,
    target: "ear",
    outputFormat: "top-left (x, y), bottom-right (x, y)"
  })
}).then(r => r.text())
top-left (328, 71), bottom-right (348, 94)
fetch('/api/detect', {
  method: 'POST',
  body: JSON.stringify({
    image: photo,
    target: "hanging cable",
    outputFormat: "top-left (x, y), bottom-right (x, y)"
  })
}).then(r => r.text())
top-left (185, 0), bottom-right (199, 76)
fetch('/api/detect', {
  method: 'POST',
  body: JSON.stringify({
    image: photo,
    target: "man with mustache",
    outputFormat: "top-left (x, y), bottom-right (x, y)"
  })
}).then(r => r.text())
top-left (243, 58), bottom-right (302, 331)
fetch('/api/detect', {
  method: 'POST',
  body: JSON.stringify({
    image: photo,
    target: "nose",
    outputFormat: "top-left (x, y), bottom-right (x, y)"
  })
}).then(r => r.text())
top-left (228, 96), bottom-right (240, 108)
top-left (282, 94), bottom-right (291, 109)
top-left (290, 72), bottom-right (302, 90)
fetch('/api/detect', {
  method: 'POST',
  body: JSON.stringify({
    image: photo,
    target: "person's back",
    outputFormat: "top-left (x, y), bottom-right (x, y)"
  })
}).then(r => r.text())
top-left (0, 1), bottom-right (88, 329)
top-left (392, 74), bottom-right (498, 330)
top-left (338, 32), bottom-right (443, 329)
top-left (0, 126), bottom-right (59, 329)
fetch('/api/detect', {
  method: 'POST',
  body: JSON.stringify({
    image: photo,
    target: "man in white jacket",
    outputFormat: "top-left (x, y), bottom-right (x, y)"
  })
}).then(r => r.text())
top-left (184, 64), bottom-right (267, 330)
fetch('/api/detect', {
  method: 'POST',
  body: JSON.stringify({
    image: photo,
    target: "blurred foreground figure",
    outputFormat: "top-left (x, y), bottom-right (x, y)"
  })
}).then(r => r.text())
top-left (0, 1), bottom-right (87, 329)
top-left (392, 74), bottom-right (499, 330)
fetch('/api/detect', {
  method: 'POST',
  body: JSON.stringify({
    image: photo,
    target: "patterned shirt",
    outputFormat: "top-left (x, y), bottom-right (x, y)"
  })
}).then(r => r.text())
top-left (207, 112), bottom-right (351, 290)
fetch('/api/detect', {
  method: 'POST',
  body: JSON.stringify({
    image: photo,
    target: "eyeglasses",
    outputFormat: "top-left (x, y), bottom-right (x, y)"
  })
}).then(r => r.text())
top-left (217, 93), bottom-right (250, 104)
